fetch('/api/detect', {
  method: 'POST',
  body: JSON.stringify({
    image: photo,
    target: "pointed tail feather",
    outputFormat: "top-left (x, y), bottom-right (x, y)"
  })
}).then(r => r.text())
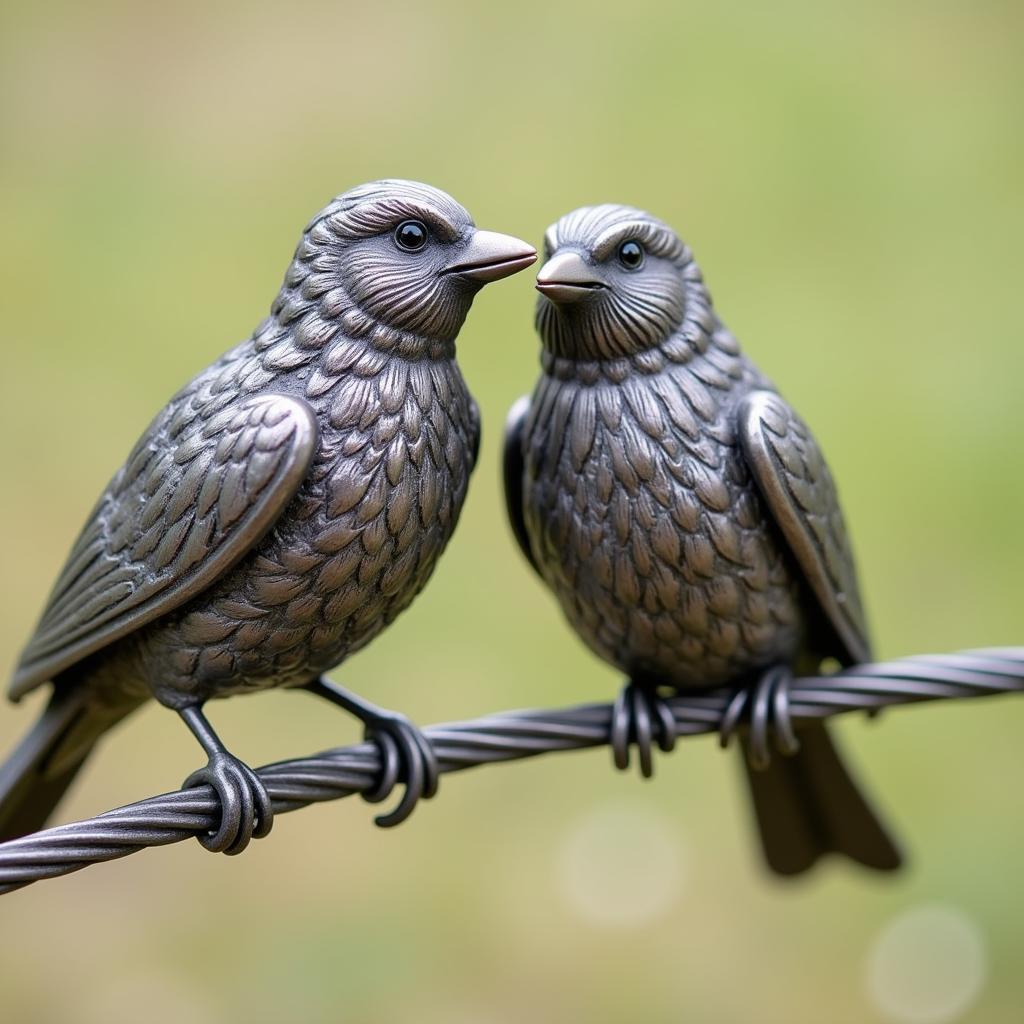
top-left (0, 688), bottom-right (134, 842)
top-left (740, 723), bottom-right (902, 876)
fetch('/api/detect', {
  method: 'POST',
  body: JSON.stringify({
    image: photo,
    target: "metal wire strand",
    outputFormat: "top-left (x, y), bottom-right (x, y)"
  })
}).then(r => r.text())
top-left (0, 647), bottom-right (1021, 895)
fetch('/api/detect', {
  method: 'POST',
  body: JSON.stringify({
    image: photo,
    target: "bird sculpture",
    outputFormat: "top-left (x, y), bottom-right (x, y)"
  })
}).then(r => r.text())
top-left (0, 179), bottom-right (536, 854)
top-left (504, 203), bottom-right (901, 875)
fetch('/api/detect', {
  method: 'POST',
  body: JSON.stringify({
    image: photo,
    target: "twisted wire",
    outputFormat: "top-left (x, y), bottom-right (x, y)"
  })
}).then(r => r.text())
top-left (1, 647), bottom-right (1022, 895)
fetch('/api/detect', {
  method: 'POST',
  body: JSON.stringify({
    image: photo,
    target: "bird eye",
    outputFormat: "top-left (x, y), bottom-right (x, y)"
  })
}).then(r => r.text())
top-left (394, 220), bottom-right (429, 252)
top-left (618, 240), bottom-right (644, 269)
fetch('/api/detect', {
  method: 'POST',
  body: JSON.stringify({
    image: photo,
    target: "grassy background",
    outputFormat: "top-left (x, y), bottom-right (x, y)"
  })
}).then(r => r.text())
top-left (0, 1), bottom-right (1022, 1021)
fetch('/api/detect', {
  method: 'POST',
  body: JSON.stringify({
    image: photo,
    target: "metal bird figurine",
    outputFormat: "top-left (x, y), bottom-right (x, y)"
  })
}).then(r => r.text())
top-left (504, 204), bottom-right (901, 876)
top-left (0, 179), bottom-right (536, 854)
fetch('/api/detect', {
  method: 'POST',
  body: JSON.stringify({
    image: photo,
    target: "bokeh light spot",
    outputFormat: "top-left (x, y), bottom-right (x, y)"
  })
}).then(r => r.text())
top-left (555, 799), bottom-right (685, 928)
top-left (865, 904), bottom-right (987, 1024)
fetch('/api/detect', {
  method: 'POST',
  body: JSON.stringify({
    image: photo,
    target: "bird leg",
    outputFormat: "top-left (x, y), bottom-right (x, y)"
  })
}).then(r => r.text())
top-left (718, 665), bottom-right (801, 771)
top-left (304, 678), bottom-right (439, 828)
top-left (610, 680), bottom-right (677, 778)
top-left (178, 704), bottom-right (274, 855)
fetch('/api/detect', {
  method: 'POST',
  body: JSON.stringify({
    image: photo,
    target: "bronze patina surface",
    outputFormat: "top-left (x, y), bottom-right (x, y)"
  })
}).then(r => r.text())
top-left (505, 204), bottom-right (900, 876)
top-left (0, 179), bottom-right (536, 852)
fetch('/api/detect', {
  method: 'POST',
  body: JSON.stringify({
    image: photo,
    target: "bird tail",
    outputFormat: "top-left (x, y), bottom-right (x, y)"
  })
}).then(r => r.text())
top-left (739, 722), bottom-right (902, 876)
top-left (0, 687), bottom-right (134, 843)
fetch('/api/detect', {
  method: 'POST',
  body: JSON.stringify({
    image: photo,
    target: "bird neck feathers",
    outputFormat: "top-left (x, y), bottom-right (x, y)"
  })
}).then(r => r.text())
top-left (538, 276), bottom-right (732, 386)
top-left (252, 265), bottom-right (457, 370)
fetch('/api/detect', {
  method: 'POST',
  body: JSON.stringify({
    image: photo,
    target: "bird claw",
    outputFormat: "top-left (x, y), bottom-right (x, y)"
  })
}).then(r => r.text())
top-left (361, 710), bottom-right (438, 828)
top-left (183, 751), bottom-right (273, 855)
top-left (718, 666), bottom-right (800, 771)
top-left (610, 681), bottom-right (676, 778)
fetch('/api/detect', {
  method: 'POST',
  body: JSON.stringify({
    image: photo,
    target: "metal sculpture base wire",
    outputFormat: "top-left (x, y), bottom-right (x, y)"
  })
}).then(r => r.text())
top-left (0, 647), bottom-right (1021, 895)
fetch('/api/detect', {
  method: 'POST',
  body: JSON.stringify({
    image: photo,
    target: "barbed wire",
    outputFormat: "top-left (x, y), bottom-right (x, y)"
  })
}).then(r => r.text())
top-left (0, 647), bottom-right (1022, 895)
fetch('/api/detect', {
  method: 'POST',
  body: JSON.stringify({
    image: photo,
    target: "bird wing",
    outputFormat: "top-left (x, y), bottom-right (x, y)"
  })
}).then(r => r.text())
top-left (10, 393), bottom-right (319, 700)
top-left (736, 390), bottom-right (871, 664)
top-left (469, 397), bottom-right (482, 470)
top-left (502, 395), bottom-right (540, 576)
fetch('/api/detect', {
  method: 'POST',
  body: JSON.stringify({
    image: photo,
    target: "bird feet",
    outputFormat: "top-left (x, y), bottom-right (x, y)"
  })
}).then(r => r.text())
top-left (359, 709), bottom-right (439, 828)
top-left (304, 678), bottom-right (439, 828)
top-left (610, 681), bottom-right (677, 778)
top-left (719, 665), bottom-right (800, 771)
top-left (183, 750), bottom-right (274, 856)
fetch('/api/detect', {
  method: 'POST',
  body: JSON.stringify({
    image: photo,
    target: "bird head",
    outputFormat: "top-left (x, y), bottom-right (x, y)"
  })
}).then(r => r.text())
top-left (287, 180), bottom-right (535, 350)
top-left (535, 204), bottom-right (705, 361)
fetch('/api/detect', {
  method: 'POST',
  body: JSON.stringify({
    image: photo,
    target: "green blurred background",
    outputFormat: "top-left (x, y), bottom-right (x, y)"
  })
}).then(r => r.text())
top-left (1, 1), bottom-right (1022, 1021)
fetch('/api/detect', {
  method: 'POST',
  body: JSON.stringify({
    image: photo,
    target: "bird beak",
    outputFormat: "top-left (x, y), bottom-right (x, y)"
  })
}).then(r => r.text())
top-left (535, 251), bottom-right (605, 304)
top-left (445, 230), bottom-right (537, 283)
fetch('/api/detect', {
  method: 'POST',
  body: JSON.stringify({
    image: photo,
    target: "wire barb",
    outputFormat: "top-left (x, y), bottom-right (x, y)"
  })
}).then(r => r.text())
top-left (1, 647), bottom-right (1022, 895)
